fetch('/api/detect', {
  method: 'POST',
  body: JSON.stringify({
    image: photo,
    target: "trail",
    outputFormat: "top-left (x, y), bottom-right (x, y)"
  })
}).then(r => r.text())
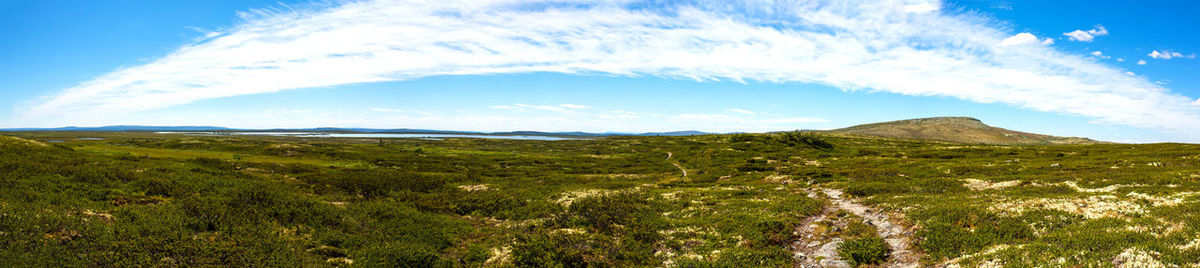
top-left (793, 188), bottom-right (921, 268)
top-left (666, 151), bottom-right (687, 177)
top-left (673, 162), bottom-right (687, 177)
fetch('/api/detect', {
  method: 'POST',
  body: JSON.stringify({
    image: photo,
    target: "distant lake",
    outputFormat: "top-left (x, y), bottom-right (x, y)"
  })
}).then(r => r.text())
top-left (155, 132), bottom-right (581, 141)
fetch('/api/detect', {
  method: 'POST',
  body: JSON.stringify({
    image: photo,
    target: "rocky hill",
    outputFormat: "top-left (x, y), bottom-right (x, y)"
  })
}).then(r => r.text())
top-left (829, 117), bottom-right (1099, 145)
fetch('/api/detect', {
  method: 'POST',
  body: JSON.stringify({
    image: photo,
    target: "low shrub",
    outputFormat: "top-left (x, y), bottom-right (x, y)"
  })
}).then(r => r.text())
top-left (838, 237), bottom-right (890, 266)
top-left (776, 131), bottom-right (835, 150)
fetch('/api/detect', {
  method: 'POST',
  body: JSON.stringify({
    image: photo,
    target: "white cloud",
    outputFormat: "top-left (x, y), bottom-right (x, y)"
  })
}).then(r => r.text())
top-left (598, 110), bottom-right (639, 120)
top-left (727, 108), bottom-right (755, 115)
top-left (370, 107), bottom-right (407, 113)
top-left (1148, 50), bottom-right (1196, 60)
top-left (764, 117), bottom-right (830, 123)
top-left (1137, 60), bottom-right (1148, 65)
top-left (1041, 38), bottom-right (1054, 45)
top-left (558, 104), bottom-right (591, 109)
top-left (491, 103), bottom-right (589, 114)
top-left (998, 33), bottom-right (1039, 47)
top-left (902, 3), bottom-right (940, 14)
top-left (1116, 58), bottom-right (1124, 62)
top-left (1124, 72), bottom-right (1135, 76)
top-left (1063, 25), bottom-right (1108, 42)
top-left (20, 0), bottom-right (1200, 139)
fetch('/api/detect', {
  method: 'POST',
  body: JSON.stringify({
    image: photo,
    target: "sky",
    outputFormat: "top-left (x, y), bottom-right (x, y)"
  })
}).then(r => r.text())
top-left (1, 0), bottom-right (1198, 142)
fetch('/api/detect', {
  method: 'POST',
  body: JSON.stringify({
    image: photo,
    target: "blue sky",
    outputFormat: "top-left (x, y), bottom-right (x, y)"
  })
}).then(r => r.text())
top-left (1, 0), bottom-right (1198, 142)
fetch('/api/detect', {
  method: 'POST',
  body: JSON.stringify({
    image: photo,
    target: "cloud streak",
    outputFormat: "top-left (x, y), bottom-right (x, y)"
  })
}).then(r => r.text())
top-left (491, 103), bottom-right (590, 114)
top-left (1148, 50), bottom-right (1196, 60)
top-left (21, 0), bottom-right (1200, 139)
top-left (1063, 25), bottom-right (1108, 42)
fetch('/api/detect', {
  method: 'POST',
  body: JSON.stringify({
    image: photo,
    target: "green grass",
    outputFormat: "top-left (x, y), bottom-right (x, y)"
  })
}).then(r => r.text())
top-left (0, 132), bottom-right (1198, 266)
top-left (73, 144), bottom-right (369, 167)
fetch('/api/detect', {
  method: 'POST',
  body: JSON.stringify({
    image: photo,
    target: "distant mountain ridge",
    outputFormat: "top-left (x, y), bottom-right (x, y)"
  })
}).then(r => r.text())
top-left (0, 126), bottom-right (712, 137)
top-left (827, 116), bottom-right (1100, 145)
top-left (0, 117), bottom-right (1102, 143)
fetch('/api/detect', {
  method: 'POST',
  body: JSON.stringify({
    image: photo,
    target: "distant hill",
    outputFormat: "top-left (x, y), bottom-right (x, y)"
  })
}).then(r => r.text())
top-left (638, 130), bottom-right (710, 136)
top-left (0, 126), bottom-right (713, 137)
top-left (827, 117), bottom-right (1099, 145)
top-left (0, 126), bottom-right (231, 132)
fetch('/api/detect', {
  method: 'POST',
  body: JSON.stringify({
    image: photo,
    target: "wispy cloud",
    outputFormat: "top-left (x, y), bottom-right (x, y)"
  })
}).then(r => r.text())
top-left (727, 108), bottom-right (755, 115)
top-left (764, 117), bottom-right (831, 124)
top-left (370, 107), bottom-right (407, 113)
top-left (1063, 25), bottom-right (1108, 42)
top-left (21, 0), bottom-right (1200, 139)
top-left (1148, 50), bottom-right (1196, 60)
top-left (491, 103), bottom-right (590, 114)
top-left (363, 106), bottom-right (824, 132)
top-left (598, 110), bottom-right (639, 120)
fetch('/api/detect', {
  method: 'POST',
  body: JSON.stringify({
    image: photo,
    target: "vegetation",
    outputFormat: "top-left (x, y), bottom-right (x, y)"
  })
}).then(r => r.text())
top-left (838, 237), bottom-right (889, 266)
top-left (0, 130), bottom-right (1198, 267)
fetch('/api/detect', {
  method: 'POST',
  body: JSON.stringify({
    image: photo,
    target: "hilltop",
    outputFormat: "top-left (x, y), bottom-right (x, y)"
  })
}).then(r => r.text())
top-left (828, 116), bottom-right (1100, 145)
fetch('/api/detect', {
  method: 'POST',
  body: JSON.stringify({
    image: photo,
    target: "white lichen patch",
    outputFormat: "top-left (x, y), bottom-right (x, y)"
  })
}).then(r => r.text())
top-left (1121, 220), bottom-right (1185, 238)
top-left (554, 189), bottom-right (618, 207)
top-left (1062, 181), bottom-right (1138, 193)
top-left (326, 257), bottom-right (354, 266)
top-left (485, 246), bottom-right (512, 266)
top-left (698, 186), bottom-right (754, 191)
top-left (660, 191), bottom-right (681, 200)
top-left (457, 184), bottom-right (490, 192)
top-left (658, 226), bottom-right (720, 237)
top-left (1112, 248), bottom-right (1166, 268)
top-left (944, 244), bottom-right (1012, 266)
top-left (80, 209), bottom-right (115, 222)
top-left (1180, 238), bottom-right (1200, 250)
top-left (764, 174), bottom-right (790, 182)
top-left (962, 179), bottom-right (1021, 191)
top-left (552, 228), bottom-right (586, 235)
top-left (581, 174), bottom-right (647, 179)
top-left (499, 218), bottom-right (547, 228)
top-left (583, 154), bottom-right (617, 159)
top-left (991, 196), bottom-right (1145, 219)
top-left (1125, 192), bottom-right (1186, 206)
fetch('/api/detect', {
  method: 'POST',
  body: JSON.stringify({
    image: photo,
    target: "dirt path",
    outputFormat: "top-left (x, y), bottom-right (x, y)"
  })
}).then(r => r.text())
top-left (793, 188), bottom-right (921, 268)
top-left (666, 152), bottom-right (687, 177)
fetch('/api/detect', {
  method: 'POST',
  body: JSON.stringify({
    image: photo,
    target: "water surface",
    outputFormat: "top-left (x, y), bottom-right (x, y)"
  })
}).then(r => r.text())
top-left (156, 132), bottom-right (580, 141)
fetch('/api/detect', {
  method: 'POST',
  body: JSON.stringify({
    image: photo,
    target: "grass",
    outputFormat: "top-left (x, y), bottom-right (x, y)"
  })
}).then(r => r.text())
top-left (0, 132), bottom-right (1198, 266)
top-left (73, 144), bottom-right (368, 167)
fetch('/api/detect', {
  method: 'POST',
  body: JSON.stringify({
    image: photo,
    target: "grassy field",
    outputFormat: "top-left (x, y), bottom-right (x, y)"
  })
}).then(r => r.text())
top-left (0, 132), bottom-right (1197, 267)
